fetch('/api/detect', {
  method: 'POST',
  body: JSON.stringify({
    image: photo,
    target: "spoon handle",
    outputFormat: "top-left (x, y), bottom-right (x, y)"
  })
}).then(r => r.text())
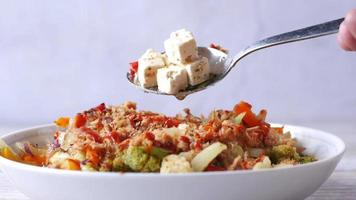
top-left (229, 18), bottom-right (344, 71)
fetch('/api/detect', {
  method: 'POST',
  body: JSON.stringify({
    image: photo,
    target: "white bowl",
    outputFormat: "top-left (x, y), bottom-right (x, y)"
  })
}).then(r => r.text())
top-left (0, 124), bottom-right (345, 200)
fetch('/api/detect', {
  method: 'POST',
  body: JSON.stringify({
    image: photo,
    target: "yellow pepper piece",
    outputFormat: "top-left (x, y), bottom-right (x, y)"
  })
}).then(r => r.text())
top-left (54, 117), bottom-right (70, 128)
top-left (1, 147), bottom-right (19, 161)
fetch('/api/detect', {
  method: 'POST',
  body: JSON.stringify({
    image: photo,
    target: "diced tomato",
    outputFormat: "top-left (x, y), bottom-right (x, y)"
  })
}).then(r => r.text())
top-left (81, 127), bottom-right (102, 143)
top-left (74, 113), bottom-right (87, 128)
top-left (65, 159), bottom-right (81, 170)
top-left (205, 165), bottom-right (225, 171)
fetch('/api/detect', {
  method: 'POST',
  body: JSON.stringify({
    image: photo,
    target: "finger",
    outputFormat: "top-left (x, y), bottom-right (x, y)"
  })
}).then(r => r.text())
top-left (344, 9), bottom-right (356, 39)
top-left (337, 22), bottom-right (356, 51)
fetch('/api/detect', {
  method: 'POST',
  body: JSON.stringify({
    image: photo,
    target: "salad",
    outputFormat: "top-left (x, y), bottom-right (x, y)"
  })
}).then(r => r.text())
top-left (0, 101), bottom-right (316, 173)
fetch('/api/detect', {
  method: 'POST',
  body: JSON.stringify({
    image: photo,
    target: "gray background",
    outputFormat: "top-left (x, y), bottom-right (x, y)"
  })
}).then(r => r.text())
top-left (0, 0), bottom-right (355, 129)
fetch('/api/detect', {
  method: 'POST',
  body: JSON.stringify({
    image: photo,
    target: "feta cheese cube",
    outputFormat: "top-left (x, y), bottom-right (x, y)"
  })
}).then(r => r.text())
top-left (157, 65), bottom-right (188, 94)
top-left (164, 29), bottom-right (199, 64)
top-left (138, 49), bottom-right (166, 88)
top-left (184, 56), bottom-right (210, 86)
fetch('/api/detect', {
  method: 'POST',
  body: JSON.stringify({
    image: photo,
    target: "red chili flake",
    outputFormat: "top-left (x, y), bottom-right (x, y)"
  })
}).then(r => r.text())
top-left (179, 136), bottom-right (190, 144)
top-left (81, 127), bottom-right (102, 143)
top-left (75, 113), bottom-right (87, 128)
top-left (129, 61), bottom-right (139, 80)
top-left (144, 132), bottom-right (155, 141)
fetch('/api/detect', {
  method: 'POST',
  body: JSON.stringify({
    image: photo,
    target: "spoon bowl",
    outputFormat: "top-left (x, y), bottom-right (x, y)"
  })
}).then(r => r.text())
top-left (127, 18), bottom-right (344, 99)
top-left (126, 47), bottom-right (229, 99)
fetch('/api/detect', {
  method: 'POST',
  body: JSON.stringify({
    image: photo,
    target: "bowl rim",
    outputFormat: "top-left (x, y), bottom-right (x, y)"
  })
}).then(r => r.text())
top-left (0, 123), bottom-right (345, 178)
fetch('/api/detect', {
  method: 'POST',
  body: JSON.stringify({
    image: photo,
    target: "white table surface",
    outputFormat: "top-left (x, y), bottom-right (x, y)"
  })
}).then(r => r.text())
top-left (0, 122), bottom-right (355, 200)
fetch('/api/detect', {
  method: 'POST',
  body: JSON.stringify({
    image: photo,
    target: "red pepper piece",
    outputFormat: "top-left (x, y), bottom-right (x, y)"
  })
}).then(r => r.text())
top-left (129, 61), bottom-right (139, 80)
top-left (81, 127), bottom-right (102, 143)
top-left (74, 113), bottom-right (87, 128)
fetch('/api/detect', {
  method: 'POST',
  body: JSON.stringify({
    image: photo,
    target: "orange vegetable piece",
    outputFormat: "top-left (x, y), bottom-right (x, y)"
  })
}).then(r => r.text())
top-left (85, 147), bottom-right (100, 165)
top-left (54, 117), bottom-right (70, 128)
top-left (65, 159), bottom-right (81, 170)
top-left (22, 155), bottom-right (46, 166)
top-left (233, 101), bottom-right (261, 127)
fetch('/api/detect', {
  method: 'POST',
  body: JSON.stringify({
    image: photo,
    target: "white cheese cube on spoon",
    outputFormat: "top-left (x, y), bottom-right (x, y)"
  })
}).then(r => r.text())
top-left (157, 66), bottom-right (188, 94)
top-left (164, 29), bottom-right (199, 64)
top-left (138, 49), bottom-right (166, 88)
top-left (184, 56), bottom-right (210, 86)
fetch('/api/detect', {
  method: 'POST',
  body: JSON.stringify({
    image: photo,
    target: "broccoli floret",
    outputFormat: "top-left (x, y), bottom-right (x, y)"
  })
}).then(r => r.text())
top-left (142, 156), bottom-right (160, 172)
top-left (112, 151), bottom-right (131, 172)
top-left (269, 145), bottom-right (299, 164)
top-left (123, 146), bottom-right (149, 171)
top-left (298, 155), bottom-right (316, 164)
top-left (119, 146), bottom-right (162, 172)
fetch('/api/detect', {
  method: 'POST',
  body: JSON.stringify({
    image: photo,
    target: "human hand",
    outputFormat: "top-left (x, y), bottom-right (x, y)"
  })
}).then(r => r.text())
top-left (337, 9), bottom-right (356, 51)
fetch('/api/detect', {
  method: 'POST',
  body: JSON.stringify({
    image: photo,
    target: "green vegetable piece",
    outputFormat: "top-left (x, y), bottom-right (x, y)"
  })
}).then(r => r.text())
top-left (298, 155), bottom-right (316, 164)
top-left (112, 151), bottom-right (131, 172)
top-left (268, 144), bottom-right (298, 164)
top-left (142, 156), bottom-right (161, 172)
top-left (150, 147), bottom-right (171, 160)
top-left (234, 112), bottom-right (246, 124)
top-left (122, 146), bottom-right (149, 171)
top-left (81, 164), bottom-right (97, 172)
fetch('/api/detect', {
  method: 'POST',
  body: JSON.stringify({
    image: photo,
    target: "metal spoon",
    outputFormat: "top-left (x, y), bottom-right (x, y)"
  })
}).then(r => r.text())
top-left (127, 18), bottom-right (344, 100)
